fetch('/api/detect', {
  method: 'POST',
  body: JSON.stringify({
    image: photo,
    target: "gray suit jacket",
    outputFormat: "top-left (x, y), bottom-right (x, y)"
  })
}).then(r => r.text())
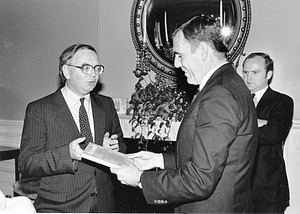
top-left (140, 63), bottom-right (258, 213)
top-left (18, 89), bottom-right (126, 212)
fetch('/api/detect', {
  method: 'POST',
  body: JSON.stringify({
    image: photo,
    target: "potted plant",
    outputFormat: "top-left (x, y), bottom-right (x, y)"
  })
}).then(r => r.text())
top-left (126, 73), bottom-right (192, 152)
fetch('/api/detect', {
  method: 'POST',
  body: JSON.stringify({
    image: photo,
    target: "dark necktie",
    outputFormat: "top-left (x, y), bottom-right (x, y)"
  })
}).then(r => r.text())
top-left (251, 93), bottom-right (257, 106)
top-left (78, 98), bottom-right (98, 183)
top-left (79, 98), bottom-right (93, 148)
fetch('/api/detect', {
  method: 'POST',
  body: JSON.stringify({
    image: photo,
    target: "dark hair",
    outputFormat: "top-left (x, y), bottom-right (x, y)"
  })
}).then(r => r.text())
top-left (173, 14), bottom-right (228, 55)
top-left (59, 44), bottom-right (97, 83)
top-left (242, 52), bottom-right (274, 73)
top-left (242, 52), bottom-right (274, 84)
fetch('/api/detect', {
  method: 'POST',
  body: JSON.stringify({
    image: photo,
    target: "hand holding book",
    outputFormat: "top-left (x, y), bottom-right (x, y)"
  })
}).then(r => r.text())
top-left (82, 143), bottom-right (133, 168)
top-left (127, 151), bottom-right (164, 170)
top-left (102, 132), bottom-right (119, 151)
top-left (110, 163), bottom-right (142, 187)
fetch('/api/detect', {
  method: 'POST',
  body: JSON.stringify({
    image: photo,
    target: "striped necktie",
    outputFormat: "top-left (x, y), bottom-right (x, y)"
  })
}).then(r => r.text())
top-left (79, 98), bottom-right (93, 148)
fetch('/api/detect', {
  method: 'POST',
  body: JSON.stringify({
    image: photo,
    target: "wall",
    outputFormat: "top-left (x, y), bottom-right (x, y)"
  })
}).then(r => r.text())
top-left (97, 0), bottom-right (136, 99)
top-left (0, 0), bottom-right (299, 121)
top-left (283, 122), bottom-right (300, 214)
top-left (0, 120), bottom-right (23, 196)
top-left (237, 0), bottom-right (300, 119)
top-left (99, 0), bottom-right (300, 120)
top-left (0, 0), bottom-right (100, 120)
top-left (0, 0), bottom-right (299, 207)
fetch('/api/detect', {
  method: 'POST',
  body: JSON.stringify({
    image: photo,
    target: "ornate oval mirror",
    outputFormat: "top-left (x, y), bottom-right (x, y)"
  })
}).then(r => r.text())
top-left (131, 0), bottom-right (251, 80)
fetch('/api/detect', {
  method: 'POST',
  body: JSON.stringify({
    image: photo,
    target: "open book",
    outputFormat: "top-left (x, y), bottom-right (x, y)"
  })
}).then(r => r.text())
top-left (82, 143), bottom-right (133, 168)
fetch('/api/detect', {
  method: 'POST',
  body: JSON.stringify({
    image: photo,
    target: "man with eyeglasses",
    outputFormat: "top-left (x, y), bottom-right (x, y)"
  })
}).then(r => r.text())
top-left (111, 15), bottom-right (258, 213)
top-left (18, 44), bottom-right (126, 212)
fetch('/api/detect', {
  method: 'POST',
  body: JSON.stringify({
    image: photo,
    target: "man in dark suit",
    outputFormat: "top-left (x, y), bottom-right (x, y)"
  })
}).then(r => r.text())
top-left (242, 52), bottom-right (294, 213)
top-left (111, 15), bottom-right (258, 213)
top-left (18, 44), bottom-right (126, 212)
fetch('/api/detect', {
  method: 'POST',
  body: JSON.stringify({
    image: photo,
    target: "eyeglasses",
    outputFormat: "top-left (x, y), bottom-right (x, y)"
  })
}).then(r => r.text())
top-left (66, 64), bottom-right (104, 75)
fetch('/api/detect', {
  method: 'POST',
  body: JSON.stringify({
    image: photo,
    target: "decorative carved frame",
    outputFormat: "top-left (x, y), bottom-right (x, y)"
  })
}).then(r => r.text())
top-left (130, 0), bottom-right (251, 80)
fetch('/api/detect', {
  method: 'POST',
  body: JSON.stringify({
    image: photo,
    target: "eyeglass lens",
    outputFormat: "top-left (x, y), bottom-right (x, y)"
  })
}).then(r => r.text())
top-left (82, 64), bottom-right (104, 74)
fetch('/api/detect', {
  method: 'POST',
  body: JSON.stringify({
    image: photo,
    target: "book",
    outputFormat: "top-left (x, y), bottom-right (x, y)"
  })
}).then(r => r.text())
top-left (82, 143), bottom-right (133, 168)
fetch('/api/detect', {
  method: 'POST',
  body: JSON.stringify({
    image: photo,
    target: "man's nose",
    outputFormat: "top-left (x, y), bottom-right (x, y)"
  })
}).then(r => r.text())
top-left (89, 69), bottom-right (97, 77)
top-left (245, 72), bottom-right (252, 81)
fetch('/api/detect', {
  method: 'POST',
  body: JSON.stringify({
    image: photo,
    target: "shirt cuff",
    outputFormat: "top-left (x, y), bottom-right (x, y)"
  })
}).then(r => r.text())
top-left (158, 153), bottom-right (164, 169)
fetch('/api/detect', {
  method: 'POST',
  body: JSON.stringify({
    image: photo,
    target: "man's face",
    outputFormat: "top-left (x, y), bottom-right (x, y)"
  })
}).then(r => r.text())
top-left (63, 49), bottom-right (100, 96)
top-left (173, 31), bottom-right (203, 85)
top-left (242, 56), bottom-right (272, 93)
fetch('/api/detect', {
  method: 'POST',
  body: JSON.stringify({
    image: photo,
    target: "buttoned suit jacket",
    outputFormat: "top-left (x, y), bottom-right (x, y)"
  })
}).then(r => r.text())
top-left (251, 87), bottom-right (293, 205)
top-left (140, 63), bottom-right (258, 213)
top-left (18, 89), bottom-right (126, 213)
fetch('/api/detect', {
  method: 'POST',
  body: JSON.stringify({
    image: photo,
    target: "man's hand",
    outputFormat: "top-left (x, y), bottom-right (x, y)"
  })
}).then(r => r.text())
top-left (110, 164), bottom-right (142, 187)
top-left (69, 137), bottom-right (85, 161)
top-left (258, 119), bottom-right (268, 127)
top-left (128, 151), bottom-right (164, 170)
top-left (103, 132), bottom-right (119, 151)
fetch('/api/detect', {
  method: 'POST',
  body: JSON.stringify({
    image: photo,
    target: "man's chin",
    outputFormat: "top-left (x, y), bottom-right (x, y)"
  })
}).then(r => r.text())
top-left (84, 86), bottom-right (96, 94)
top-left (247, 86), bottom-right (255, 91)
top-left (187, 79), bottom-right (198, 85)
top-left (186, 76), bottom-right (197, 85)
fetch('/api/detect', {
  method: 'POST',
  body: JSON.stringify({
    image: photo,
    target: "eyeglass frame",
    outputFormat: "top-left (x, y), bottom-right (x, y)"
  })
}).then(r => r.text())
top-left (66, 63), bottom-right (105, 75)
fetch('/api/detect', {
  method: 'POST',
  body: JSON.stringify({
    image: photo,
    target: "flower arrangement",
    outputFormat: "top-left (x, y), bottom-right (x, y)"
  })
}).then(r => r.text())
top-left (126, 74), bottom-right (192, 152)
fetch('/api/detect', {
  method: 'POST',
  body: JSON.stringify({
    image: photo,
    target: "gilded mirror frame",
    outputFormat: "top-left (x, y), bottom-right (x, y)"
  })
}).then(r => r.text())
top-left (130, 0), bottom-right (251, 80)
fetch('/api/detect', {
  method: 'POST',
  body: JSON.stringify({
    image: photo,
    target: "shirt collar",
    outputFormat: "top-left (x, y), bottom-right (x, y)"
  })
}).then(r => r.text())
top-left (199, 62), bottom-right (228, 91)
top-left (253, 86), bottom-right (268, 104)
top-left (61, 85), bottom-right (91, 109)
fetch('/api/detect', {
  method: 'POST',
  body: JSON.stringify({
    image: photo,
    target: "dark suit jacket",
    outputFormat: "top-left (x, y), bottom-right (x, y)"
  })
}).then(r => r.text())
top-left (140, 63), bottom-right (258, 213)
top-left (18, 89), bottom-right (126, 213)
top-left (252, 87), bottom-right (293, 205)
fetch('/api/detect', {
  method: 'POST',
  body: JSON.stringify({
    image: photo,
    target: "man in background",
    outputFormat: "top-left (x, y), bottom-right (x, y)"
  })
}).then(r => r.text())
top-left (242, 52), bottom-right (294, 213)
top-left (18, 44), bottom-right (126, 212)
top-left (111, 15), bottom-right (258, 213)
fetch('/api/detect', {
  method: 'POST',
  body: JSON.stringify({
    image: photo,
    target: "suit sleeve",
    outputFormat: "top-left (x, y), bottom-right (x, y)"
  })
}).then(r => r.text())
top-left (18, 103), bottom-right (74, 177)
top-left (107, 97), bottom-right (127, 154)
top-left (163, 153), bottom-right (177, 170)
top-left (140, 87), bottom-right (241, 204)
top-left (258, 96), bottom-right (294, 146)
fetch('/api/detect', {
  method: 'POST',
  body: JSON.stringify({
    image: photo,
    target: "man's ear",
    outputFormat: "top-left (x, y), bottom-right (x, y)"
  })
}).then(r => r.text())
top-left (198, 42), bottom-right (209, 61)
top-left (62, 65), bottom-right (70, 80)
top-left (266, 70), bottom-right (273, 80)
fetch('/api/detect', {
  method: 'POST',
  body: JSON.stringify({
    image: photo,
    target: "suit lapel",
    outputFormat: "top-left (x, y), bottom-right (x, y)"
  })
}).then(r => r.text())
top-left (256, 87), bottom-right (273, 111)
top-left (202, 63), bottom-right (231, 91)
top-left (53, 90), bottom-right (81, 138)
top-left (185, 63), bottom-right (230, 116)
top-left (90, 94), bottom-right (106, 145)
top-left (53, 91), bottom-right (106, 145)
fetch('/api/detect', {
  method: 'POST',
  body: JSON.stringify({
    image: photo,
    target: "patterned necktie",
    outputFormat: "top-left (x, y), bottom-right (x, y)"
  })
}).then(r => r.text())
top-left (79, 98), bottom-right (93, 148)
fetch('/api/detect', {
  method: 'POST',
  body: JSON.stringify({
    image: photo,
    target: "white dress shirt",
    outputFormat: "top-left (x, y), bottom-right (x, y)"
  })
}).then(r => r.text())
top-left (61, 85), bottom-right (95, 141)
top-left (253, 86), bottom-right (268, 107)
